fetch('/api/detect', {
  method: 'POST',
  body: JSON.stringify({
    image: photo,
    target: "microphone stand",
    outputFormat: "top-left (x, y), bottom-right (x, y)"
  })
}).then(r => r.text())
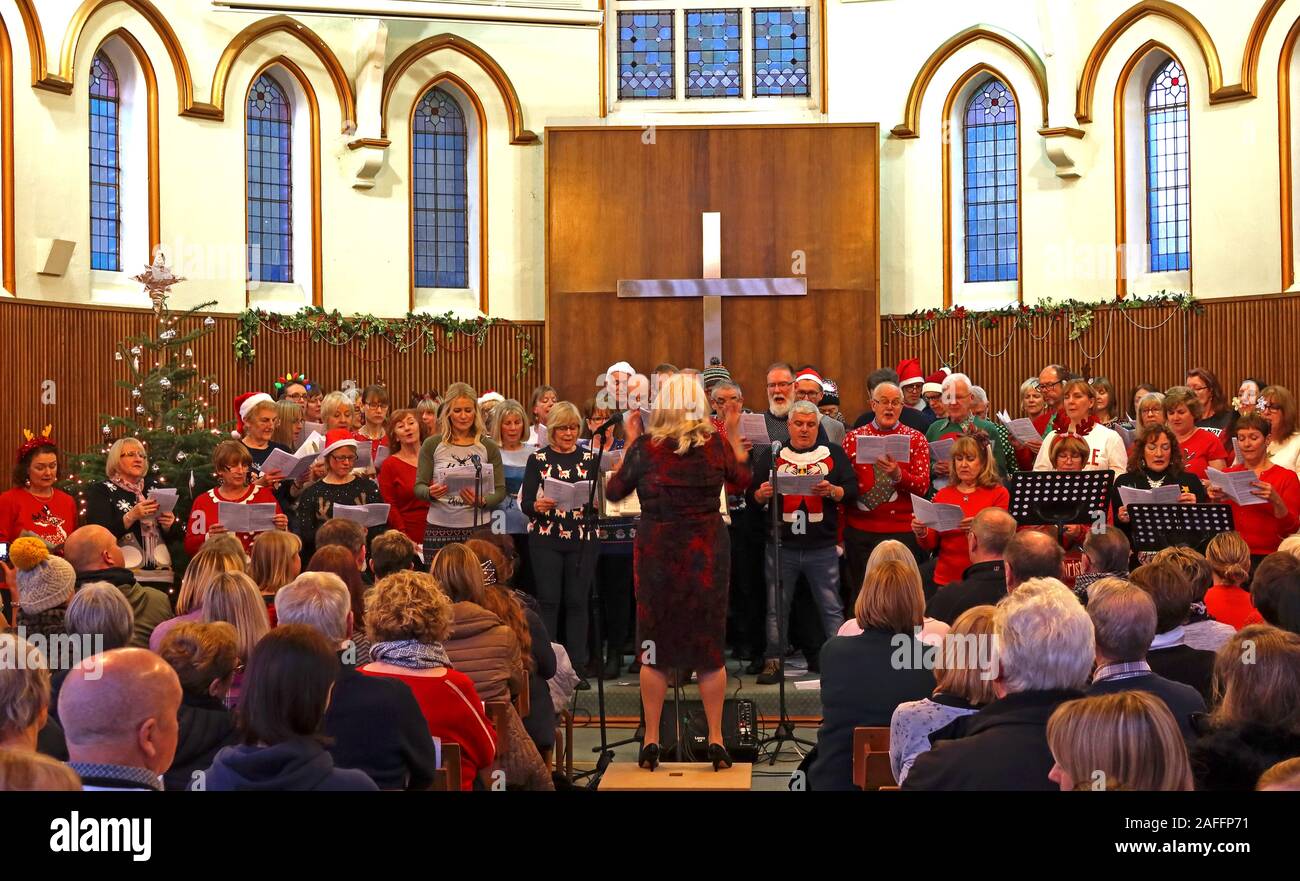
top-left (472, 455), bottom-right (483, 531)
top-left (757, 442), bottom-right (816, 765)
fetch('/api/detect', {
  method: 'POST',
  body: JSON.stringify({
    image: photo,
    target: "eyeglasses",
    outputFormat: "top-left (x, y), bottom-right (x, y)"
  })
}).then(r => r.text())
top-left (1187, 384), bottom-right (1208, 393)
top-left (793, 389), bottom-right (823, 399)
top-left (1038, 380), bottom-right (1063, 390)
top-left (872, 399), bottom-right (903, 408)
top-left (285, 393), bottom-right (308, 402)
top-left (1263, 403), bottom-right (1283, 412)
top-left (365, 401), bottom-right (388, 410)
top-left (330, 455), bottom-right (358, 464)
top-left (766, 381), bottom-right (793, 390)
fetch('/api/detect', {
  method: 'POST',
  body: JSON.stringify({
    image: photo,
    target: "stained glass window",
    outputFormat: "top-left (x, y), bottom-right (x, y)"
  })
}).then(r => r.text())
top-left (962, 77), bottom-right (1019, 283)
top-left (246, 73), bottom-right (293, 284)
top-left (1145, 59), bottom-right (1190, 272)
top-left (413, 86), bottom-right (469, 289)
top-left (90, 53), bottom-right (121, 272)
top-left (752, 7), bottom-right (809, 97)
top-left (619, 11), bottom-right (675, 99)
top-left (686, 10), bottom-right (741, 98)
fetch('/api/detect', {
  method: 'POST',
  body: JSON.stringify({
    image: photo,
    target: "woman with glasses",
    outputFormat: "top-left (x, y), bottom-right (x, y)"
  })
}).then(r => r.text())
top-left (185, 440), bottom-right (288, 556)
top-left (1129, 383), bottom-right (1160, 423)
top-left (1163, 386), bottom-right (1228, 479)
top-left (294, 430), bottom-right (384, 562)
top-left (1207, 412), bottom-right (1300, 563)
top-left (1136, 392), bottom-right (1167, 429)
top-left (84, 437), bottom-right (182, 569)
top-left (352, 384), bottom-right (391, 468)
top-left (581, 398), bottom-right (636, 680)
top-left (1185, 368), bottom-right (1234, 439)
top-left (1260, 386), bottom-right (1300, 473)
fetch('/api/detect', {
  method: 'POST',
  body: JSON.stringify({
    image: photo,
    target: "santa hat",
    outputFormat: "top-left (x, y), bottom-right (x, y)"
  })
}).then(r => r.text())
top-left (233, 392), bottom-right (274, 437)
top-left (896, 358), bottom-right (924, 387)
top-left (318, 428), bottom-right (359, 460)
top-left (922, 369), bottom-right (951, 397)
top-left (794, 368), bottom-right (824, 386)
top-left (477, 390), bottom-right (505, 406)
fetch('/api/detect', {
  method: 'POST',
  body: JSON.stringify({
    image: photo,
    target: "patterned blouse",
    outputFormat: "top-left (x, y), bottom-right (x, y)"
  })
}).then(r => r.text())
top-left (520, 446), bottom-right (598, 549)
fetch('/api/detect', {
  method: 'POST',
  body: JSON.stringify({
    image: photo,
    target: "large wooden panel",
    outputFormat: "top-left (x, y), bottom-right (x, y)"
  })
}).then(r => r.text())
top-left (546, 124), bottom-right (879, 418)
top-left (0, 299), bottom-right (544, 490)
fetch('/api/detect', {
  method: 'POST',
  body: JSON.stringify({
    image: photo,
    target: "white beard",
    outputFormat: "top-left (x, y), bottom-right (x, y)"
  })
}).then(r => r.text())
top-left (769, 399), bottom-right (791, 418)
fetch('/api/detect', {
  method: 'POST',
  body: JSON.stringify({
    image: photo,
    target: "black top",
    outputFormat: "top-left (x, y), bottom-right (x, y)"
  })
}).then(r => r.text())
top-left (1191, 723), bottom-right (1300, 791)
top-left (925, 560), bottom-right (1007, 625)
top-left (1088, 671), bottom-right (1206, 740)
top-left (1146, 643), bottom-right (1216, 705)
top-left (323, 657), bottom-right (439, 790)
top-left (746, 440), bottom-right (860, 549)
top-left (166, 692), bottom-right (238, 791)
top-left (244, 441), bottom-right (296, 514)
top-left (903, 689), bottom-right (1085, 791)
top-left (294, 477), bottom-right (383, 562)
top-left (205, 737), bottom-right (378, 791)
top-left (522, 606), bottom-right (558, 750)
top-left (83, 477), bottom-right (184, 549)
top-left (520, 446), bottom-right (598, 550)
top-left (808, 630), bottom-right (936, 791)
top-left (1196, 411), bottom-right (1236, 441)
top-left (1110, 468), bottom-right (1208, 526)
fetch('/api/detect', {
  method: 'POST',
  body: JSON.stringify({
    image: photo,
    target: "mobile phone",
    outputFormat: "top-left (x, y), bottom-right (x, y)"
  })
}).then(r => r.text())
top-left (0, 542), bottom-right (8, 565)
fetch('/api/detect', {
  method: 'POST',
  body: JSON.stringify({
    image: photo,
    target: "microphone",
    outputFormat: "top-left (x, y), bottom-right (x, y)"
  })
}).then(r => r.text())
top-left (470, 454), bottom-right (482, 468)
top-left (593, 415), bottom-right (622, 438)
top-left (770, 440), bottom-right (782, 456)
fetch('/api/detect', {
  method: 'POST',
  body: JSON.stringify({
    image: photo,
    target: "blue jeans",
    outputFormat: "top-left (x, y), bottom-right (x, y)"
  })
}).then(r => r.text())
top-left (765, 544), bottom-right (844, 659)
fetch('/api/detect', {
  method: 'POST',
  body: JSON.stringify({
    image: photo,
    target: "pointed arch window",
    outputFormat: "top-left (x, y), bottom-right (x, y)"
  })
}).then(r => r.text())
top-left (412, 86), bottom-right (469, 289)
top-left (962, 76), bottom-right (1018, 283)
top-left (90, 52), bottom-right (122, 272)
top-left (1145, 59), bottom-right (1190, 272)
top-left (247, 73), bottom-right (294, 284)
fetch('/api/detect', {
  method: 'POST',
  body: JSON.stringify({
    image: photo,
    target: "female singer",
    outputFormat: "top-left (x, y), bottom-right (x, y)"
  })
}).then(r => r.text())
top-left (377, 408), bottom-right (431, 548)
top-left (1033, 379), bottom-right (1128, 473)
top-left (1206, 412), bottom-right (1300, 564)
top-left (1112, 424), bottom-right (1207, 527)
top-left (186, 441), bottom-right (288, 556)
top-left (606, 374), bottom-right (749, 771)
top-left (83, 437), bottom-right (182, 569)
top-left (489, 400), bottom-right (536, 593)
top-left (1164, 386), bottom-right (1228, 479)
top-left (912, 434), bottom-right (1010, 591)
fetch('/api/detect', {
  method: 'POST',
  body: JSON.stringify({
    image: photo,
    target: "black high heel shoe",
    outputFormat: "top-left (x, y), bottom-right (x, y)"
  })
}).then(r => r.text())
top-left (638, 742), bottom-right (661, 771)
top-left (708, 742), bottom-right (733, 772)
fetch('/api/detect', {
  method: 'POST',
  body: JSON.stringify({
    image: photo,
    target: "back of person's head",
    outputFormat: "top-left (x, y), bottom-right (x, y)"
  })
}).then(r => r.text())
top-left (935, 605), bottom-right (997, 706)
top-left (314, 518), bottom-right (366, 557)
top-left (864, 539), bottom-right (920, 582)
top-left (1087, 578), bottom-right (1157, 663)
top-left (308, 545), bottom-right (367, 631)
top-left (1250, 552), bottom-right (1300, 626)
top-left (465, 538), bottom-right (516, 586)
top-left (275, 571), bottom-right (352, 645)
top-left (65, 582), bottom-right (135, 651)
top-left (370, 529), bottom-right (417, 579)
top-left (1212, 625), bottom-right (1300, 732)
top-left (854, 559), bottom-right (924, 634)
top-left (968, 507), bottom-right (1017, 559)
top-left (1083, 528), bottom-right (1132, 575)
top-left (1129, 561), bottom-right (1193, 634)
top-left (1277, 534), bottom-right (1300, 559)
top-left (1154, 546), bottom-right (1213, 601)
top-left (58, 648), bottom-right (182, 773)
top-left (63, 524), bottom-right (118, 573)
top-left (249, 530), bottom-right (302, 594)
top-left (177, 539), bottom-right (248, 615)
top-left (1257, 756), bottom-right (1300, 791)
top-left (994, 578), bottom-right (1094, 694)
top-left (201, 571), bottom-right (271, 662)
top-left (0, 633), bottom-right (50, 747)
top-left (1047, 692), bottom-right (1193, 791)
top-left (158, 622), bottom-right (239, 699)
top-left (1206, 531), bottom-right (1252, 588)
top-left (237, 624), bottom-right (338, 747)
top-left (366, 570), bottom-right (452, 646)
top-left (0, 750), bottom-right (82, 791)
top-left (430, 543), bottom-right (486, 605)
top-left (1004, 530), bottom-right (1065, 588)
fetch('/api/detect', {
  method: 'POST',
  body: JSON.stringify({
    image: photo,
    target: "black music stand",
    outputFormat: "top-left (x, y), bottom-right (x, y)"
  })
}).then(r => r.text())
top-left (1008, 471), bottom-right (1114, 542)
top-left (1129, 504), bottom-right (1235, 554)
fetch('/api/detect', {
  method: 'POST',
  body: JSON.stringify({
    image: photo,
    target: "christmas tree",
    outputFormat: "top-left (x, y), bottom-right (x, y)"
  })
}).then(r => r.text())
top-left (64, 255), bottom-right (232, 530)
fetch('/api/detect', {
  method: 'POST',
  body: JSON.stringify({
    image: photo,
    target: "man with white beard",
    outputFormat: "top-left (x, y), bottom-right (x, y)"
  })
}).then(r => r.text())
top-left (764, 362), bottom-right (836, 446)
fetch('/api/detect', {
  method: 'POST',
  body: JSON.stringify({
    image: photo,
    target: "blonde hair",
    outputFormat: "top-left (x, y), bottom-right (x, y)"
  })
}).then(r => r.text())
top-left (366, 570), bottom-right (453, 645)
top-left (489, 399), bottom-right (528, 445)
top-left (545, 401), bottom-right (582, 434)
top-left (1047, 692), bottom-right (1194, 791)
top-left (177, 538), bottom-right (248, 615)
top-left (1278, 533), bottom-right (1300, 560)
top-left (430, 543), bottom-right (486, 605)
top-left (865, 539), bottom-right (922, 585)
top-left (854, 559), bottom-right (925, 633)
top-left (201, 571), bottom-right (271, 661)
top-left (159, 621), bottom-right (240, 697)
top-left (1212, 625), bottom-right (1300, 732)
top-left (271, 400), bottom-right (304, 448)
top-left (437, 382), bottom-right (485, 444)
top-left (1206, 531), bottom-right (1252, 587)
top-left (0, 750), bottom-right (81, 791)
top-left (0, 633), bottom-right (49, 742)
top-left (104, 437), bottom-right (147, 480)
top-left (1154, 545), bottom-right (1213, 600)
top-left (648, 373), bottom-right (715, 455)
top-left (249, 530), bottom-right (302, 595)
top-left (950, 435), bottom-right (1001, 488)
top-left (320, 392), bottom-right (354, 427)
top-left (934, 605), bottom-right (997, 705)
top-left (1257, 757), bottom-right (1300, 790)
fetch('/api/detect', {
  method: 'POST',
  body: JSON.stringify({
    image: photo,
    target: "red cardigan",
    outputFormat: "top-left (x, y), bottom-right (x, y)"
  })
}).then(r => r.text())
top-left (1221, 464), bottom-right (1300, 556)
top-left (377, 455), bottom-right (430, 546)
top-left (842, 422), bottom-right (931, 534)
top-left (185, 484), bottom-right (282, 556)
top-left (0, 487), bottom-right (77, 549)
top-left (1204, 585), bottom-right (1262, 630)
top-left (918, 484), bottom-right (1011, 586)
top-left (360, 666), bottom-right (496, 791)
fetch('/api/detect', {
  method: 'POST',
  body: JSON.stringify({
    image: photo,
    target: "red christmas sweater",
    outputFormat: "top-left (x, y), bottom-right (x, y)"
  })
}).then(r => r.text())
top-left (1219, 463), bottom-right (1300, 556)
top-left (0, 488), bottom-right (77, 549)
top-left (918, 484), bottom-right (1011, 586)
top-left (186, 484), bottom-right (282, 556)
top-left (842, 422), bottom-right (930, 533)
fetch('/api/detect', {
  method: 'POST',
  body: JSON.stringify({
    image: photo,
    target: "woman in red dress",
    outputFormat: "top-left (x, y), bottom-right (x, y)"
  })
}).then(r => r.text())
top-left (606, 374), bottom-right (750, 771)
top-left (0, 431), bottom-right (78, 551)
top-left (378, 408), bottom-right (431, 547)
top-left (1205, 412), bottom-right (1300, 565)
top-left (186, 441), bottom-right (289, 557)
top-left (912, 434), bottom-right (1010, 590)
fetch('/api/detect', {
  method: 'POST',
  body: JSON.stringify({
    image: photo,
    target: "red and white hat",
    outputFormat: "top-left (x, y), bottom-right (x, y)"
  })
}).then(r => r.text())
top-left (233, 392), bottom-right (275, 437)
top-left (922, 368), bottom-right (951, 397)
top-left (477, 390), bottom-right (505, 406)
top-left (318, 428), bottom-right (359, 460)
top-left (794, 367), bottom-right (824, 386)
top-left (896, 358), bottom-right (924, 387)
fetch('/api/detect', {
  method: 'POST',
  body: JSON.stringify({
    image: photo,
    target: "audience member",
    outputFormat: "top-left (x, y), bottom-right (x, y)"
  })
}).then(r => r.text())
top-left (65, 581), bottom-right (135, 652)
top-left (1257, 756), bottom-right (1300, 791)
top-left (925, 507), bottom-right (1016, 624)
top-left (314, 517), bottom-right (369, 573)
top-left (307, 544), bottom-right (372, 663)
top-left (64, 525), bottom-right (172, 648)
top-left (10, 536), bottom-right (75, 639)
top-left (249, 530), bottom-right (302, 627)
top-left (148, 537), bottom-right (246, 652)
top-left (201, 571), bottom-right (271, 704)
top-left (370, 528), bottom-right (419, 580)
top-left (1047, 692), bottom-right (1193, 791)
top-left (0, 633), bottom-right (51, 752)
top-left (1154, 546), bottom-right (1235, 651)
top-left (157, 622), bottom-right (239, 791)
top-left (1003, 529), bottom-right (1066, 590)
top-left (1072, 527), bottom-right (1132, 602)
top-left (839, 540), bottom-right (949, 645)
top-left (0, 750), bottom-right (81, 791)
top-left (1129, 561), bottom-right (1217, 703)
top-left (1249, 551), bottom-right (1300, 628)
top-left (1204, 531), bottom-right (1261, 628)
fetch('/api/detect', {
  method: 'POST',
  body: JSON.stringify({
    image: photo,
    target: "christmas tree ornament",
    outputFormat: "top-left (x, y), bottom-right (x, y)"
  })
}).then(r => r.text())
top-left (204, 317), bottom-right (215, 327)
top-left (132, 252), bottom-right (186, 316)
top-left (160, 377), bottom-right (172, 389)
top-left (115, 352), bottom-right (123, 361)
top-left (210, 383), bottom-right (220, 393)
top-left (132, 388), bottom-right (141, 397)
top-left (130, 346), bottom-right (142, 356)
top-left (102, 425), bottom-right (111, 435)
top-left (135, 404), bottom-right (145, 414)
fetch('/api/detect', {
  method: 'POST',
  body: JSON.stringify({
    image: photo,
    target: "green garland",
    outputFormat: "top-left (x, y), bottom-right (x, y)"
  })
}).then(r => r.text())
top-left (896, 291), bottom-right (1201, 341)
top-left (234, 307), bottom-right (536, 375)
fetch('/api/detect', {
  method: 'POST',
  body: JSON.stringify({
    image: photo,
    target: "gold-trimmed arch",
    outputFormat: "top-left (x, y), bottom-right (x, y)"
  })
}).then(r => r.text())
top-left (382, 33), bottom-right (538, 145)
top-left (1277, 15), bottom-right (1300, 289)
top-left (243, 56), bottom-right (323, 307)
top-left (209, 15), bottom-right (354, 132)
top-left (1244, 0), bottom-right (1288, 102)
top-left (95, 28), bottom-right (161, 265)
top-left (1076, 0), bottom-right (1249, 126)
top-left (407, 72), bottom-right (489, 314)
top-left (890, 25), bottom-right (1048, 139)
top-left (941, 63), bottom-right (1025, 307)
top-left (10, 0), bottom-right (48, 96)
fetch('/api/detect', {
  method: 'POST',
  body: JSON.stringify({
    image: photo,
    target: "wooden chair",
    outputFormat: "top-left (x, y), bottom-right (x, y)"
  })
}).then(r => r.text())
top-left (512, 680), bottom-right (530, 719)
top-left (484, 702), bottom-right (512, 775)
top-left (552, 708), bottom-right (575, 781)
top-left (851, 727), bottom-right (896, 791)
top-left (429, 742), bottom-right (463, 792)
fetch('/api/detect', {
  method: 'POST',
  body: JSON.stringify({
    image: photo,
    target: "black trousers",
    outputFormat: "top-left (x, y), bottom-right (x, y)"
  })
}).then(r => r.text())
top-left (531, 540), bottom-right (589, 667)
top-left (593, 553), bottom-right (634, 661)
top-left (726, 525), bottom-right (768, 659)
